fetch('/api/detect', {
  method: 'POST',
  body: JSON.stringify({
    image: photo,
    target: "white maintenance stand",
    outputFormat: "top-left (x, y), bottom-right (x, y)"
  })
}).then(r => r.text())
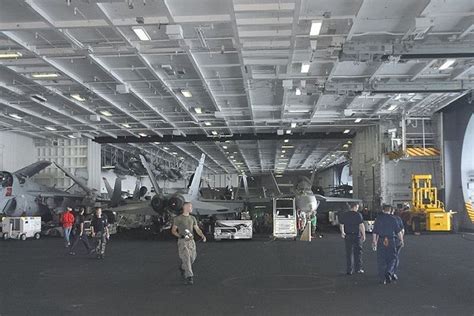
top-left (2, 217), bottom-right (42, 240)
top-left (272, 198), bottom-right (297, 240)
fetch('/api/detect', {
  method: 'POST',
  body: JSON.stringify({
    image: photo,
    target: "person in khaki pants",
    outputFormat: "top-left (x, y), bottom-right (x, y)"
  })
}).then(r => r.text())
top-left (171, 202), bottom-right (206, 285)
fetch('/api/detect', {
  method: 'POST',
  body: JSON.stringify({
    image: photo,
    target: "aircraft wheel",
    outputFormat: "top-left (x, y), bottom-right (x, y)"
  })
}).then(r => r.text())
top-left (34, 233), bottom-right (41, 240)
top-left (3, 233), bottom-right (9, 240)
top-left (20, 234), bottom-right (26, 241)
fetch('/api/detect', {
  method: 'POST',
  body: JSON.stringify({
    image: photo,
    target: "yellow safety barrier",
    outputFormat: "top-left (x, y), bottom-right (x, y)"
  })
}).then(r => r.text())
top-left (405, 147), bottom-right (440, 157)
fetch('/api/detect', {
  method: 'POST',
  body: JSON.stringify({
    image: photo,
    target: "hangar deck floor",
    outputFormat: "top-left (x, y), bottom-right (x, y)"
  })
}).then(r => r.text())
top-left (1, 233), bottom-right (473, 316)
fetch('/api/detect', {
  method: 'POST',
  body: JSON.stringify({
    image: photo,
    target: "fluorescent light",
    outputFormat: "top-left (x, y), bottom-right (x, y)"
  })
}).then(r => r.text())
top-left (388, 104), bottom-right (398, 111)
top-left (229, 156), bottom-right (234, 159)
top-left (100, 110), bottom-right (113, 117)
top-left (70, 94), bottom-right (85, 102)
top-left (233, 151), bottom-right (237, 154)
top-left (153, 142), bottom-right (160, 144)
top-left (132, 26), bottom-right (151, 41)
top-left (31, 94), bottom-right (47, 102)
top-left (45, 126), bottom-right (57, 131)
top-left (343, 144), bottom-right (349, 148)
top-left (347, 140), bottom-right (352, 144)
top-left (204, 121), bottom-right (211, 126)
top-left (284, 139), bottom-right (289, 143)
top-left (0, 51), bottom-right (22, 59)
top-left (172, 152), bottom-right (178, 155)
top-left (343, 129), bottom-right (350, 134)
top-left (354, 118), bottom-right (362, 123)
top-left (31, 73), bottom-right (59, 78)
top-left (301, 62), bottom-right (310, 73)
top-left (8, 113), bottom-right (23, 120)
top-left (310, 20), bottom-right (322, 36)
top-left (194, 107), bottom-right (202, 114)
top-left (275, 175), bottom-right (283, 178)
top-left (223, 146), bottom-right (228, 149)
top-left (286, 130), bottom-right (291, 134)
top-left (439, 59), bottom-right (456, 70)
top-left (282, 150), bottom-right (286, 153)
top-left (181, 89), bottom-right (192, 98)
top-left (68, 134), bottom-right (76, 139)
top-left (288, 109), bottom-right (310, 113)
top-left (138, 133), bottom-right (147, 137)
top-left (282, 145), bottom-right (294, 149)
top-left (291, 122), bottom-right (297, 128)
top-left (163, 146), bottom-right (169, 150)
top-left (211, 130), bottom-right (218, 135)
top-left (295, 88), bottom-right (301, 96)
top-left (281, 155), bottom-right (285, 158)
top-left (121, 123), bottom-right (131, 128)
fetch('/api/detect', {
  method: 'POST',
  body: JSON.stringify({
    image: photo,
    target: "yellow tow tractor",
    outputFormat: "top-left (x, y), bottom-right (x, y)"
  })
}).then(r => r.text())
top-left (405, 174), bottom-right (453, 233)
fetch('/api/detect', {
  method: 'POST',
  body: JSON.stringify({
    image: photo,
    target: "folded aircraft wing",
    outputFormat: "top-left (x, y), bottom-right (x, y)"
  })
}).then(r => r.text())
top-left (14, 161), bottom-right (51, 178)
top-left (315, 195), bottom-right (362, 203)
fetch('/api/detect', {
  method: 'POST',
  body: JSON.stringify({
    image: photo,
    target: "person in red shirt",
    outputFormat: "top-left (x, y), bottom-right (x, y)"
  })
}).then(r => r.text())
top-left (60, 207), bottom-right (75, 247)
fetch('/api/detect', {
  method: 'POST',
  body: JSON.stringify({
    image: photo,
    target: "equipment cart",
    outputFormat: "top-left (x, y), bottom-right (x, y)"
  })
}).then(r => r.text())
top-left (214, 220), bottom-right (253, 240)
top-left (273, 198), bottom-right (297, 239)
top-left (2, 217), bottom-right (41, 240)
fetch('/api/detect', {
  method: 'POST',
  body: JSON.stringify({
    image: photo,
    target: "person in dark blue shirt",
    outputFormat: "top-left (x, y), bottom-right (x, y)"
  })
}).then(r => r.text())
top-left (339, 203), bottom-right (366, 275)
top-left (372, 205), bottom-right (404, 284)
top-left (391, 208), bottom-right (405, 280)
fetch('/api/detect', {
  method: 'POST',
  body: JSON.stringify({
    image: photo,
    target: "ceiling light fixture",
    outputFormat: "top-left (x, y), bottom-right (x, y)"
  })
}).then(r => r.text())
top-left (301, 62), bottom-right (310, 73)
top-left (354, 118), bottom-right (362, 123)
top-left (8, 113), bottom-right (23, 120)
top-left (439, 59), bottom-right (456, 70)
top-left (138, 133), bottom-right (147, 137)
top-left (223, 145), bottom-right (228, 149)
top-left (100, 110), bottom-right (113, 117)
top-left (295, 88), bottom-right (301, 96)
top-left (388, 104), bottom-right (398, 111)
top-left (45, 126), bottom-right (57, 131)
top-left (70, 94), bottom-right (86, 102)
top-left (282, 145), bottom-right (294, 149)
top-left (204, 121), bottom-right (211, 126)
top-left (343, 144), bottom-right (349, 148)
top-left (284, 139), bottom-right (289, 143)
top-left (310, 20), bottom-right (323, 36)
top-left (31, 94), bottom-right (47, 102)
top-left (343, 129), bottom-right (350, 134)
top-left (211, 130), bottom-right (218, 135)
top-left (194, 107), bottom-right (202, 114)
top-left (121, 123), bottom-right (131, 128)
top-left (291, 122), bottom-right (297, 128)
top-left (132, 26), bottom-right (151, 41)
top-left (181, 89), bottom-right (192, 98)
top-left (163, 146), bottom-right (169, 150)
top-left (288, 109), bottom-right (310, 113)
top-left (67, 134), bottom-right (76, 139)
top-left (282, 150), bottom-right (286, 153)
top-left (0, 51), bottom-right (22, 59)
top-left (31, 73), bottom-right (59, 78)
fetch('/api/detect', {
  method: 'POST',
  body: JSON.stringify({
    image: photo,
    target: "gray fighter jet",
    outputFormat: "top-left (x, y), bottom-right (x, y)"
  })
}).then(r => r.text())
top-left (111, 154), bottom-right (245, 218)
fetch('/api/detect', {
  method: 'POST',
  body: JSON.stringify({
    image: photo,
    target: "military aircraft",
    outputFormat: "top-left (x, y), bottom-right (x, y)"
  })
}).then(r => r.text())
top-left (110, 153), bottom-right (245, 219)
top-left (0, 161), bottom-right (112, 220)
top-left (243, 171), bottom-right (361, 215)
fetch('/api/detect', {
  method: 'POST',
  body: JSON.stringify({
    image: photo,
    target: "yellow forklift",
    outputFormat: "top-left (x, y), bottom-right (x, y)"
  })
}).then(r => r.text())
top-left (405, 175), bottom-right (452, 232)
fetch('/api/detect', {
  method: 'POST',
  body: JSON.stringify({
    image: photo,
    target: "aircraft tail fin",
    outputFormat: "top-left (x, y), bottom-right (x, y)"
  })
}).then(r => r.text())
top-left (187, 154), bottom-right (205, 200)
top-left (110, 177), bottom-right (122, 206)
top-left (132, 179), bottom-right (141, 200)
top-left (103, 177), bottom-right (114, 198)
top-left (139, 154), bottom-right (161, 194)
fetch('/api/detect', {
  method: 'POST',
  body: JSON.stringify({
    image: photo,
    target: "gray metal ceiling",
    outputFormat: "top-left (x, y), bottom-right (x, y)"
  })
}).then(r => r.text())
top-left (0, 0), bottom-right (472, 174)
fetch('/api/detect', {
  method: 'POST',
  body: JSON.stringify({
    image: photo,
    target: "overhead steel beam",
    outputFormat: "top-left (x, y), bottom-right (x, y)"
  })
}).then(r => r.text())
top-left (94, 132), bottom-right (353, 144)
